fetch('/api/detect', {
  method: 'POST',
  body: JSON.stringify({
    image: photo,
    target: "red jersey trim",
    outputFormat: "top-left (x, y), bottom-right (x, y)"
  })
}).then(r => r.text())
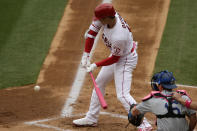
top-left (85, 38), bottom-right (94, 53)
top-left (91, 24), bottom-right (100, 31)
top-left (88, 30), bottom-right (98, 37)
top-left (95, 55), bottom-right (120, 67)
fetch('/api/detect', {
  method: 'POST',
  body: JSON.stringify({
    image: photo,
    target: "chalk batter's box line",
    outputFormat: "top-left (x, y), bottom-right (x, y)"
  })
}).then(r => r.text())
top-left (24, 112), bottom-right (129, 131)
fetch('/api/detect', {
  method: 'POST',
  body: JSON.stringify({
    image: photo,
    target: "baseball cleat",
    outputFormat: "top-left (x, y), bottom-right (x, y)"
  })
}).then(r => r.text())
top-left (138, 126), bottom-right (153, 131)
top-left (137, 118), bottom-right (153, 131)
top-left (73, 118), bottom-right (97, 127)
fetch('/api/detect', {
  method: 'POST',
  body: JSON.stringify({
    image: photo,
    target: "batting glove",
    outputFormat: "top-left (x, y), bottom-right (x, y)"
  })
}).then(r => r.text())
top-left (81, 52), bottom-right (90, 68)
top-left (86, 63), bottom-right (97, 72)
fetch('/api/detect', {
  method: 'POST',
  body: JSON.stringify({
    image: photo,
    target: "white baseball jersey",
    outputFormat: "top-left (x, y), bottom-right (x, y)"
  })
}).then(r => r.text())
top-left (86, 13), bottom-right (133, 57)
top-left (102, 13), bottom-right (133, 56)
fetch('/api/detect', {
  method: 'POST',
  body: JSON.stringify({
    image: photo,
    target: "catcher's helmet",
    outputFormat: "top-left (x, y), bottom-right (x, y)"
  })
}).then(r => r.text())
top-left (94, 3), bottom-right (116, 19)
top-left (151, 70), bottom-right (177, 91)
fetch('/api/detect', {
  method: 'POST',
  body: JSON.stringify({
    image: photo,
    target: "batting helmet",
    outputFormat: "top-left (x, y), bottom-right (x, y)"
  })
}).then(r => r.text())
top-left (94, 3), bottom-right (116, 19)
top-left (151, 70), bottom-right (177, 91)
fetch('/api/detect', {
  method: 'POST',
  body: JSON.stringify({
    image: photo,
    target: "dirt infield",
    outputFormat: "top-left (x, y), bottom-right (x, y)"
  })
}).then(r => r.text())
top-left (1, 0), bottom-right (196, 130)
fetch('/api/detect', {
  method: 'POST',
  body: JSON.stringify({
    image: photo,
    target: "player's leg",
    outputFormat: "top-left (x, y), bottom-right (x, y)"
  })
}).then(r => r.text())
top-left (114, 53), bottom-right (152, 130)
top-left (86, 64), bottom-right (114, 122)
top-left (73, 64), bottom-right (114, 126)
top-left (114, 54), bottom-right (137, 112)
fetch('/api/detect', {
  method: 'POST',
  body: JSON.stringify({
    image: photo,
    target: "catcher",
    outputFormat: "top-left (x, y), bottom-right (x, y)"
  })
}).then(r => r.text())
top-left (128, 70), bottom-right (197, 131)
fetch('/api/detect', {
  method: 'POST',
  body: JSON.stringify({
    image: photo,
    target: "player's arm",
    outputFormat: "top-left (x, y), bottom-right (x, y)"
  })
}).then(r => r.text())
top-left (84, 17), bottom-right (102, 53)
top-left (188, 113), bottom-right (197, 131)
top-left (131, 99), bottom-right (152, 116)
top-left (81, 18), bottom-right (102, 68)
top-left (189, 102), bottom-right (197, 110)
top-left (95, 40), bottom-right (125, 66)
top-left (95, 55), bottom-right (120, 67)
top-left (86, 41), bottom-right (123, 72)
top-left (176, 91), bottom-right (197, 131)
top-left (135, 102), bottom-right (151, 114)
top-left (172, 92), bottom-right (197, 110)
top-left (95, 40), bottom-right (124, 66)
top-left (86, 55), bottom-right (120, 72)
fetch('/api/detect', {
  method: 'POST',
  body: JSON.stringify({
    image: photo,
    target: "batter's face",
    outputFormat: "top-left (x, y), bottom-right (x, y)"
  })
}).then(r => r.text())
top-left (99, 17), bottom-right (116, 28)
top-left (99, 17), bottom-right (109, 25)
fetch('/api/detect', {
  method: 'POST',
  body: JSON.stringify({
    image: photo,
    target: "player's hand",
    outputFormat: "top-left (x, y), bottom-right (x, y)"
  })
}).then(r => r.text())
top-left (81, 52), bottom-right (90, 68)
top-left (86, 63), bottom-right (97, 72)
top-left (172, 92), bottom-right (182, 102)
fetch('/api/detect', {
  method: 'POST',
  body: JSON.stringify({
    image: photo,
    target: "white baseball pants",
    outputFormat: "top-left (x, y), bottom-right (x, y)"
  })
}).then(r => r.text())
top-left (86, 51), bottom-right (138, 123)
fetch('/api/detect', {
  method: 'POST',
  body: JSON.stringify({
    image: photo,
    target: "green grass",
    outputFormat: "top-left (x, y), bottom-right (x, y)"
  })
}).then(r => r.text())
top-left (0, 0), bottom-right (68, 89)
top-left (154, 0), bottom-right (197, 86)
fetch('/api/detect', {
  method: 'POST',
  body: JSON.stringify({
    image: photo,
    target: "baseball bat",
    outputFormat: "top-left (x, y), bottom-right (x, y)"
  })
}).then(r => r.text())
top-left (89, 72), bottom-right (107, 109)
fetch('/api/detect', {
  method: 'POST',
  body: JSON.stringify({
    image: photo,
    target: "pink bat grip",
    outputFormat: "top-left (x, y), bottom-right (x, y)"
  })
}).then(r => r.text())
top-left (89, 72), bottom-right (107, 109)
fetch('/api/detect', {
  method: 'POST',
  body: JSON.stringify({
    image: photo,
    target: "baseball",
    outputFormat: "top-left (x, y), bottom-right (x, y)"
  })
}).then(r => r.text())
top-left (34, 85), bottom-right (40, 91)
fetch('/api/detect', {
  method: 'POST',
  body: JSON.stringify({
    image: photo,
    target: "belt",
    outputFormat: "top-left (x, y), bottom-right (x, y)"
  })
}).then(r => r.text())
top-left (123, 45), bottom-right (135, 57)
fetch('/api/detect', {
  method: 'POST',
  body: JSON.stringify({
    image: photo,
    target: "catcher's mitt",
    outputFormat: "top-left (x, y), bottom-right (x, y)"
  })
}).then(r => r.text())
top-left (128, 104), bottom-right (144, 127)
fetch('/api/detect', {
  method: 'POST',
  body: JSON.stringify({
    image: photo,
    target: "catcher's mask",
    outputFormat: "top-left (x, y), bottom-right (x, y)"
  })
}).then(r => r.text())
top-left (151, 70), bottom-right (177, 91)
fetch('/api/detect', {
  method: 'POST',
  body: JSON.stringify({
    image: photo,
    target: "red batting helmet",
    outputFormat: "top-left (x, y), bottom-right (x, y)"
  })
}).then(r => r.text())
top-left (94, 3), bottom-right (116, 19)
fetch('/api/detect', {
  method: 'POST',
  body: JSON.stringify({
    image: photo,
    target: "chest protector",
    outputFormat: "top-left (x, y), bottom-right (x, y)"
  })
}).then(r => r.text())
top-left (142, 90), bottom-right (187, 119)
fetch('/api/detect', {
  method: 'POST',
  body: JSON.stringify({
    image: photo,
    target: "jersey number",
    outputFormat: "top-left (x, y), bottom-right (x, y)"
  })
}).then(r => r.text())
top-left (164, 100), bottom-right (181, 114)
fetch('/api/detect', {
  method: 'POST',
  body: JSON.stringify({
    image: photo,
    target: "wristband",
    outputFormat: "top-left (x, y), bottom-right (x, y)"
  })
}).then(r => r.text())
top-left (185, 100), bottom-right (192, 108)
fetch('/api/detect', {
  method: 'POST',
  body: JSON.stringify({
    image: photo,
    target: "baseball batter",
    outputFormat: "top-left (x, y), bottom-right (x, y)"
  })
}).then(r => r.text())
top-left (131, 70), bottom-right (197, 131)
top-left (73, 3), bottom-right (152, 130)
